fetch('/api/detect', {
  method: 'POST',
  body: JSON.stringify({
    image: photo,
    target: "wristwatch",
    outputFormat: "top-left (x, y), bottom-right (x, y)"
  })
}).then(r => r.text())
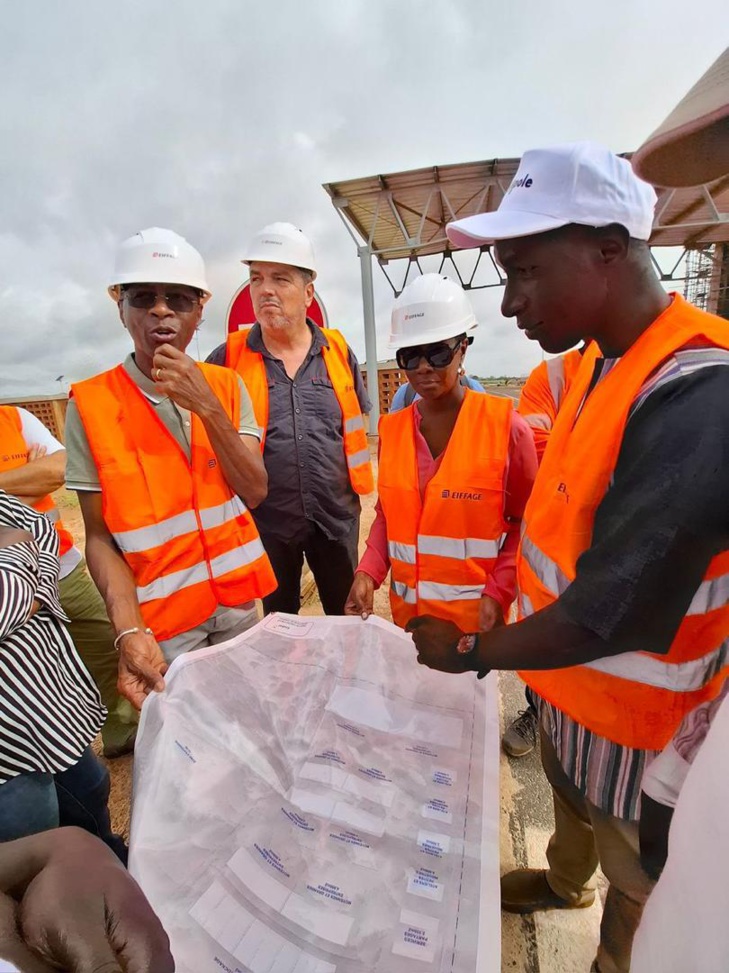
top-left (456, 632), bottom-right (478, 654)
top-left (456, 632), bottom-right (489, 680)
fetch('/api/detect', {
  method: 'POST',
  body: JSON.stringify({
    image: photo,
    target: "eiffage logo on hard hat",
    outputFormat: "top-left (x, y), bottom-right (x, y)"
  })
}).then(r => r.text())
top-left (152, 251), bottom-right (175, 258)
top-left (404, 312), bottom-right (425, 321)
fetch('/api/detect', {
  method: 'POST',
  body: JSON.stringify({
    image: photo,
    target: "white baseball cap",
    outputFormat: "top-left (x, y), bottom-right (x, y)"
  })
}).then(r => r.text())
top-left (446, 142), bottom-right (658, 248)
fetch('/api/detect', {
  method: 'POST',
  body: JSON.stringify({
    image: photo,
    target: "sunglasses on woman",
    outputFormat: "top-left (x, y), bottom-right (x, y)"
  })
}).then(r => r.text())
top-left (396, 336), bottom-right (468, 371)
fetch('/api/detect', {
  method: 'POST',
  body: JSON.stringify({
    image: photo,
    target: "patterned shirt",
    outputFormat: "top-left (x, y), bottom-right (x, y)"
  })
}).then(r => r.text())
top-left (539, 341), bottom-right (729, 821)
top-left (0, 492), bottom-right (104, 783)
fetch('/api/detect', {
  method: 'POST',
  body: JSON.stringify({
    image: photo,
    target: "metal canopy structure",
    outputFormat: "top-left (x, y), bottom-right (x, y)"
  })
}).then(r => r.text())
top-left (323, 156), bottom-right (729, 426)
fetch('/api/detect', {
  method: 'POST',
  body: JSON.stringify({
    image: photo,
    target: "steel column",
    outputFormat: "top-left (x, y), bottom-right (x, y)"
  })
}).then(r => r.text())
top-left (358, 245), bottom-right (380, 431)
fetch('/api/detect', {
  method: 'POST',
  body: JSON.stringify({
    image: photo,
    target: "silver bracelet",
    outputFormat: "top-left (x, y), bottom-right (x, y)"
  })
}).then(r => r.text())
top-left (113, 626), bottom-right (154, 651)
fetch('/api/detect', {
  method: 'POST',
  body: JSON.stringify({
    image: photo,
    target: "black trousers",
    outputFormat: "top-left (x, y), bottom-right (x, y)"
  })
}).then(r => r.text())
top-left (261, 518), bottom-right (360, 616)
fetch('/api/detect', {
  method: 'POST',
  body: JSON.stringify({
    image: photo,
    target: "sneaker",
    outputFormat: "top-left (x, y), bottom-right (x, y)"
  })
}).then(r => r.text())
top-left (501, 868), bottom-right (595, 914)
top-left (502, 707), bottom-right (538, 757)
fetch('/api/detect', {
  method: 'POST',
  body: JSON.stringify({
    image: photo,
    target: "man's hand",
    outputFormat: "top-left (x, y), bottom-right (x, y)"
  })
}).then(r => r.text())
top-left (118, 630), bottom-right (168, 710)
top-left (0, 827), bottom-right (174, 973)
top-left (639, 793), bottom-right (673, 881)
top-left (405, 616), bottom-right (473, 674)
top-left (344, 573), bottom-right (375, 619)
top-left (153, 345), bottom-right (217, 415)
top-left (479, 595), bottom-right (505, 633)
top-left (26, 444), bottom-right (48, 464)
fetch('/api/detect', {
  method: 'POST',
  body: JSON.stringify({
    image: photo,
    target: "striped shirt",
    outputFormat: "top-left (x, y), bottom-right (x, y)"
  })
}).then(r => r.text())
top-left (0, 492), bottom-right (104, 784)
top-left (539, 343), bottom-right (729, 821)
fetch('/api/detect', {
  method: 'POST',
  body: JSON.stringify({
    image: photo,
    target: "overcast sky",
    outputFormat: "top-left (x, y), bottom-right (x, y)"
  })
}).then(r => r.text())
top-left (1, 1), bottom-right (725, 396)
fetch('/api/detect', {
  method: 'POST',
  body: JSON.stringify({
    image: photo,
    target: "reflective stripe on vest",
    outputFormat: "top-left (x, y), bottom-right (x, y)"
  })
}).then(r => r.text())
top-left (520, 534), bottom-right (571, 597)
top-left (379, 391), bottom-right (512, 631)
top-left (418, 580), bottom-right (486, 603)
top-left (545, 356), bottom-right (567, 407)
top-left (113, 497), bottom-right (248, 555)
top-left (416, 534), bottom-right (504, 560)
top-left (687, 572), bottom-right (729, 615)
top-left (226, 326), bottom-right (374, 494)
top-left (137, 538), bottom-right (267, 605)
top-left (516, 296), bottom-right (729, 749)
top-left (392, 579), bottom-right (417, 604)
top-left (388, 540), bottom-right (416, 563)
top-left (583, 638), bottom-right (728, 693)
top-left (71, 364), bottom-right (276, 641)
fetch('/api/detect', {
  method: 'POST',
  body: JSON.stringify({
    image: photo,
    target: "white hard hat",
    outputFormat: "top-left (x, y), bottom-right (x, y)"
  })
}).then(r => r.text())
top-left (242, 222), bottom-right (317, 279)
top-left (387, 274), bottom-right (477, 352)
top-left (108, 227), bottom-right (211, 302)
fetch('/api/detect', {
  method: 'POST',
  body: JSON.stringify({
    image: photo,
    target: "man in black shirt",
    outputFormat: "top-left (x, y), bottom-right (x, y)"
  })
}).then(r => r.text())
top-left (408, 142), bottom-right (729, 973)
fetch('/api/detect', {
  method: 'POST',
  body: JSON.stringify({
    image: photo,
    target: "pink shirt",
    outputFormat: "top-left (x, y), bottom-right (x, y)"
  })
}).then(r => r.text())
top-left (357, 404), bottom-right (538, 614)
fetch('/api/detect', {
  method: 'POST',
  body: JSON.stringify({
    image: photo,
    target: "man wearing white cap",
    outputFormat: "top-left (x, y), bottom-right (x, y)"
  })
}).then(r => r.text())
top-left (408, 142), bottom-right (729, 973)
top-left (65, 228), bottom-right (276, 709)
top-left (207, 223), bottom-right (373, 617)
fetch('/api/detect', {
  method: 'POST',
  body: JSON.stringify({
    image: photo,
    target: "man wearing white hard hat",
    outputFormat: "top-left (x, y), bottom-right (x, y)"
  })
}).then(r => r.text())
top-left (65, 228), bottom-right (276, 709)
top-left (407, 142), bottom-right (729, 973)
top-left (345, 274), bottom-right (537, 636)
top-left (208, 223), bottom-right (373, 617)
top-left (629, 46), bottom-right (729, 973)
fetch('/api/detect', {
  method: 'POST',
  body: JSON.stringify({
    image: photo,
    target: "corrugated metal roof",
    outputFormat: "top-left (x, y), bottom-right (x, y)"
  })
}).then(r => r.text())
top-left (323, 157), bottom-right (729, 259)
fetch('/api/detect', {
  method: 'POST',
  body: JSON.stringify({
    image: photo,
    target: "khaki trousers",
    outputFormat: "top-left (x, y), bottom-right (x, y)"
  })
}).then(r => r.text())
top-left (540, 725), bottom-right (655, 973)
top-left (59, 560), bottom-right (138, 752)
top-left (159, 603), bottom-right (260, 663)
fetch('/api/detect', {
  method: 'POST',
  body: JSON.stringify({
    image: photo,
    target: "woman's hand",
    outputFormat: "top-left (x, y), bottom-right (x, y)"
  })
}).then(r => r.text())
top-left (344, 572), bottom-right (375, 619)
top-left (479, 595), bottom-right (505, 633)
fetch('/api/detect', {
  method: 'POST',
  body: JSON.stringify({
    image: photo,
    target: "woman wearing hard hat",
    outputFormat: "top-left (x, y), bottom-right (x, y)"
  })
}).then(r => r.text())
top-left (345, 274), bottom-right (537, 637)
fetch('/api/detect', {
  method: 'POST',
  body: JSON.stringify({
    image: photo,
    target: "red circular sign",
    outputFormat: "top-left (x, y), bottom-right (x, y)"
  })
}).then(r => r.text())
top-left (225, 281), bottom-right (328, 333)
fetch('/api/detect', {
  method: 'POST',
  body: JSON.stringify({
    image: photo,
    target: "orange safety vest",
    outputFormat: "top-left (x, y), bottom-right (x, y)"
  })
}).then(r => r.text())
top-left (226, 327), bottom-right (374, 495)
top-left (379, 390), bottom-right (512, 631)
top-left (517, 295), bottom-right (729, 750)
top-left (517, 346), bottom-right (596, 462)
top-left (71, 364), bottom-right (276, 641)
top-left (0, 406), bottom-right (74, 556)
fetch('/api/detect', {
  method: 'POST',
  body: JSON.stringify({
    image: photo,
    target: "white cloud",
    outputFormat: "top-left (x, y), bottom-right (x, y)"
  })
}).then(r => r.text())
top-left (0, 0), bottom-right (724, 395)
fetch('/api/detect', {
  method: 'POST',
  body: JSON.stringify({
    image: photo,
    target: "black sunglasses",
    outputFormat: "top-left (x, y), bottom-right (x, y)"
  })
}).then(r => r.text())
top-left (396, 337), bottom-right (467, 371)
top-left (122, 287), bottom-right (201, 313)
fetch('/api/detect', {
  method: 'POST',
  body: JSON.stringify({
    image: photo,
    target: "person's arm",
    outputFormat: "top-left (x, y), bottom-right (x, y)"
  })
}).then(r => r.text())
top-left (0, 450), bottom-right (65, 504)
top-left (516, 362), bottom-right (556, 463)
top-left (153, 346), bottom-right (267, 507)
top-left (409, 366), bottom-right (729, 674)
top-left (78, 492), bottom-right (166, 709)
top-left (345, 497), bottom-right (390, 618)
top-left (0, 410), bottom-right (66, 505)
top-left (481, 413), bottom-right (538, 627)
top-left (0, 827), bottom-right (173, 973)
